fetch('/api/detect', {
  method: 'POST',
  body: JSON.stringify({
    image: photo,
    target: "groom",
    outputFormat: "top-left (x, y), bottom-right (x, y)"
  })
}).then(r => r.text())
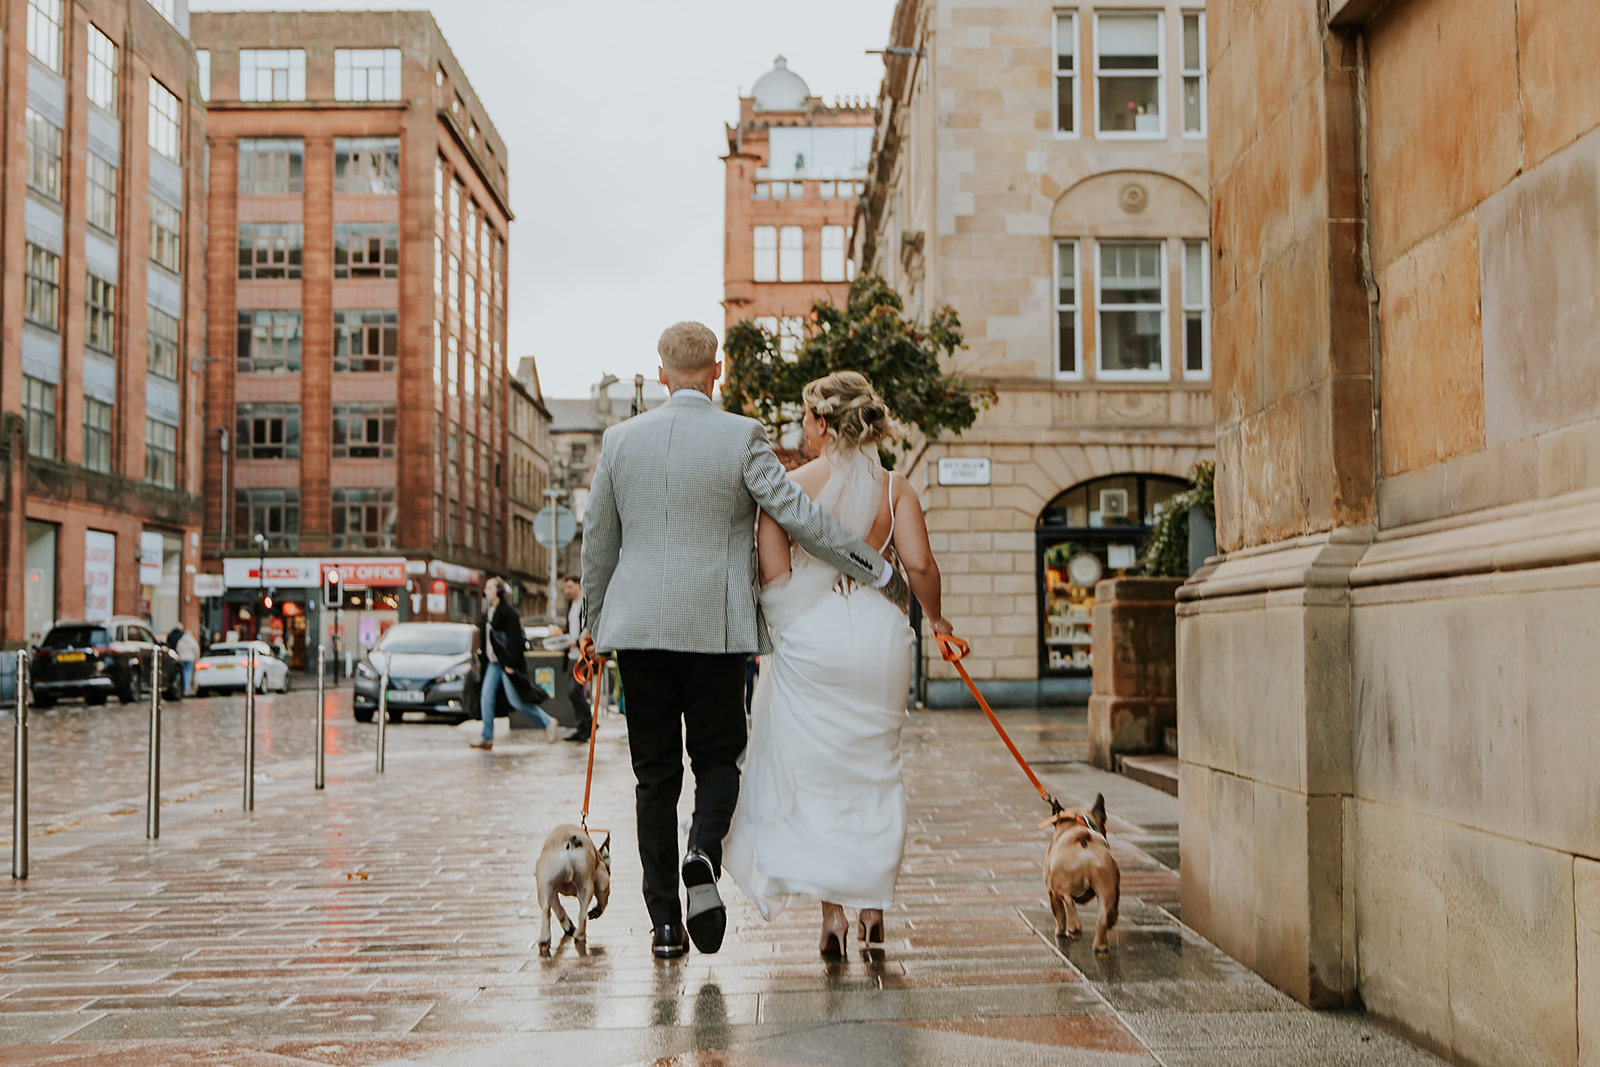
top-left (581, 322), bottom-right (906, 959)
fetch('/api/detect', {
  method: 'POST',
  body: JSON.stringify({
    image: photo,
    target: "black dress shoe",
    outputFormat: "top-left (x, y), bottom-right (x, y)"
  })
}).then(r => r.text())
top-left (652, 922), bottom-right (688, 959)
top-left (682, 850), bottom-right (727, 955)
top-left (563, 730), bottom-right (589, 743)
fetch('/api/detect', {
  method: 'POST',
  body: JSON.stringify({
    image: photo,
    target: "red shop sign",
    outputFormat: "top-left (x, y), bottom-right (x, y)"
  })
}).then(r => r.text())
top-left (320, 561), bottom-right (407, 589)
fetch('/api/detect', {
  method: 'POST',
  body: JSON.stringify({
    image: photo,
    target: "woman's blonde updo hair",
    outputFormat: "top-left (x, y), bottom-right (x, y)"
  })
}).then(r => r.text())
top-left (802, 371), bottom-right (896, 453)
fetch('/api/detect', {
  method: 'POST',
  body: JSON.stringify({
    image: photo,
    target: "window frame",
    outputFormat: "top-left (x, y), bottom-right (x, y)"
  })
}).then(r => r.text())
top-left (234, 489), bottom-right (300, 550)
top-left (87, 25), bottom-right (118, 115)
top-left (332, 403), bottom-right (397, 460)
top-left (1095, 239), bottom-right (1168, 381)
top-left (235, 310), bottom-right (303, 374)
top-left (24, 243), bottom-right (60, 331)
top-left (85, 274), bottom-right (116, 355)
top-left (331, 487), bottom-right (397, 550)
top-left (23, 375), bottom-right (56, 458)
top-left (1182, 12), bottom-right (1207, 138)
top-left (778, 225), bottom-right (804, 282)
top-left (149, 197), bottom-right (182, 273)
top-left (238, 138), bottom-right (305, 195)
top-left (753, 226), bottom-right (777, 282)
top-left (333, 222), bottom-right (400, 279)
top-left (144, 418), bottom-right (177, 489)
top-left (820, 225), bottom-right (847, 282)
top-left (83, 397), bottom-right (112, 473)
top-left (1093, 11), bottom-right (1166, 141)
top-left (148, 305), bottom-right (180, 379)
top-left (333, 309), bottom-right (399, 373)
top-left (25, 108), bottom-right (62, 201)
top-left (27, 0), bottom-right (63, 73)
top-left (1053, 11), bottom-right (1079, 139)
top-left (87, 153), bottom-right (117, 235)
top-left (237, 223), bottom-right (304, 280)
top-left (238, 48), bottom-right (306, 103)
top-left (1182, 238), bottom-right (1210, 380)
top-left (333, 48), bottom-right (402, 102)
top-left (1054, 240), bottom-right (1083, 381)
top-left (334, 137), bottom-right (400, 194)
top-left (148, 78), bottom-right (181, 161)
top-left (235, 402), bottom-right (302, 460)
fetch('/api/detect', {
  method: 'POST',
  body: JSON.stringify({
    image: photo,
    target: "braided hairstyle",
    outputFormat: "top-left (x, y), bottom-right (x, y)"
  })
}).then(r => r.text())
top-left (801, 371), bottom-right (896, 453)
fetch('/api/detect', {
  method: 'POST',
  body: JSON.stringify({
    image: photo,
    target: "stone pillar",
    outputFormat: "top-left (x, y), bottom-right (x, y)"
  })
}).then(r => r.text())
top-left (1179, 0), bottom-right (1373, 1008)
top-left (1088, 577), bottom-right (1180, 769)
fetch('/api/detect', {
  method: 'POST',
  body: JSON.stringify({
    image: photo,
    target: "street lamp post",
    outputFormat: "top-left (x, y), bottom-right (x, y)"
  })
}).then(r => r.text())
top-left (253, 531), bottom-right (268, 643)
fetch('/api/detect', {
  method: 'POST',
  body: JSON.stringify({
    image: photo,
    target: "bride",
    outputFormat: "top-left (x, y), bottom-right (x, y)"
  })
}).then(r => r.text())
top-left (723, 371), bottom-right (952, 956)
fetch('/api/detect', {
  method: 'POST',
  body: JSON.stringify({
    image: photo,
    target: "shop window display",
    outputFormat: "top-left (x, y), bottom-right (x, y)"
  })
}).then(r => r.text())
top-left (1036, 473), bottom-right (1187, 676)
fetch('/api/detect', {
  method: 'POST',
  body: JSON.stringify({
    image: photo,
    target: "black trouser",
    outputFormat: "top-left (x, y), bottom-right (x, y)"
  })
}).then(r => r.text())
top-left (567, 668), bottom-right (591, 737)
top-left (615, 650), bottom-right (747, 928)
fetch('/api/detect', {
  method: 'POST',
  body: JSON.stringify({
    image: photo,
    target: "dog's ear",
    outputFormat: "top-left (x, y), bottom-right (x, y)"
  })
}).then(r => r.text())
top-left (598, 834), bottom-right (611, 869)
top-left (1091, 793), bottom-right (1107, 836)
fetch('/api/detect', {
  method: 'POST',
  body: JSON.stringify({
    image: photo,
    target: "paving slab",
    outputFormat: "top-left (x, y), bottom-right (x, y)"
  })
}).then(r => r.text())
top-left (1, 692), bottom-right (1444, 1065)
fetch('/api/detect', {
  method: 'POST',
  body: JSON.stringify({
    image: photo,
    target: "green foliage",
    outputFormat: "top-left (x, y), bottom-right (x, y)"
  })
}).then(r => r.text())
top-left (721, 274), bottom-right (996, 468)
top-left (1143, 461), bottom-right (1216, 579)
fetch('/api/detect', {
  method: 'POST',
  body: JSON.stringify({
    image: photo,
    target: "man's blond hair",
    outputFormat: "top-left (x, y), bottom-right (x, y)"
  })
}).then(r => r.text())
top-left (658, 321), bottom-right (719, 375)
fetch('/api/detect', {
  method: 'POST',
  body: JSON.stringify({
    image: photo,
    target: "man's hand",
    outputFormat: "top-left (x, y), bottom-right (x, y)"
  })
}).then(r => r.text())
top-left (880, 569), bottom-right (910, 610)
top-left (579, 632), bottom-right (606, 664)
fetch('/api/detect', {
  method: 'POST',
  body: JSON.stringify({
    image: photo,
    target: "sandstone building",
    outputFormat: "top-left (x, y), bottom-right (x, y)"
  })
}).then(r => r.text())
top-left (1181, 1), bottom-right (1600, 1063)
top-left (1, 0), bottom-right (207, 646)
top-left (723, 58), bottom-right (873, 365)
top-left (854, 0), bottom-right (1214, 705)
top-left (507, 356), bottom-right (552, 616)
top-left (192, 11), bottom-right (511, 667)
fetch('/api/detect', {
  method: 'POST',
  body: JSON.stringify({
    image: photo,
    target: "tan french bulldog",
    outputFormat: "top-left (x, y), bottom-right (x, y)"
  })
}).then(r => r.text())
top-left (536, 824), bottom-right (611, 954)
top-left (1040, 793), bottom-right (1121, 954)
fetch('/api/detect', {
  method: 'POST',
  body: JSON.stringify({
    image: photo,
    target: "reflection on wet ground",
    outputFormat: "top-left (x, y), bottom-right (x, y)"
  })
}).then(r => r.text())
top-left (0, 699), bottom-right (1444, 1065)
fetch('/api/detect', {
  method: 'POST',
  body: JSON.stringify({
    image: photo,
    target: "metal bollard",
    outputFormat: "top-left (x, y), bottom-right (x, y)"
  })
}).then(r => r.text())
top-left (314, 644), bottom-right (326, 790)
top-left (243, 646), bottom-right (256, 812)
top-left (375, 664), bottom-right (388, 773)
top-left (146, 649), bottom-right (161, 839)
top-left (13, 650), bottom-right (29, 880)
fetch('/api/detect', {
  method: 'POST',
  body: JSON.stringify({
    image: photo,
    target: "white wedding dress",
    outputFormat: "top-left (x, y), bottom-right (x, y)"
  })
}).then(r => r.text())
top-left (724, 446), bottom-right (915, 918)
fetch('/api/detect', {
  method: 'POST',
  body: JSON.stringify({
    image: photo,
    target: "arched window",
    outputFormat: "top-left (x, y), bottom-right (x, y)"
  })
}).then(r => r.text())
top-left (1036, 473), bottom-right (1188, 676)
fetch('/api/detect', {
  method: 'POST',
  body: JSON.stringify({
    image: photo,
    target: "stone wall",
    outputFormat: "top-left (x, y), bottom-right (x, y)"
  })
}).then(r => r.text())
top-left (1183, 0), bottom-right (1600, 1063)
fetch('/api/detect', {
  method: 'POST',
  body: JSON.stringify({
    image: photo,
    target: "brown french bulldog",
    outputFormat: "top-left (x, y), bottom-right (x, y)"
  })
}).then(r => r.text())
top-left (1040, 793), bottom-right (1121, 954)
top-left (536, 824), bottom-right (611, 954)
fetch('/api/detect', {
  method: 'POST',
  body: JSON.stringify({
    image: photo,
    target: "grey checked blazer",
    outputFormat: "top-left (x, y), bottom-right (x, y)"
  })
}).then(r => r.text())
top-left (580, 392), bottom-right (889, 655)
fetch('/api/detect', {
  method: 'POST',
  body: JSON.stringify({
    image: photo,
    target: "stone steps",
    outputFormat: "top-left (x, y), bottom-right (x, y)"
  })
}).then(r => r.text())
top-left (1116, 753), bottom-right (1179, 797)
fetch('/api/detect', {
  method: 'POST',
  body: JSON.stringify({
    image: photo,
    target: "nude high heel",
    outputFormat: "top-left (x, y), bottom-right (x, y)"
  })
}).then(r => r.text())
top-left (857, 908), bottom-right (885, 946)
top-left (819, 902), bottom-right (848, 958)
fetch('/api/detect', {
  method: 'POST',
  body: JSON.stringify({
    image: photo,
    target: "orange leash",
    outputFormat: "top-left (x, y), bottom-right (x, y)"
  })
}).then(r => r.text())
top-left (573, 652), bottom-right (605, 830)
top-left (934, 632), bottom-right (1062, 816)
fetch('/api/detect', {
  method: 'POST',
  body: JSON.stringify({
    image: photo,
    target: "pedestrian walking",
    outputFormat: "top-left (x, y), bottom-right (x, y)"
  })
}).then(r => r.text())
top-left (176, 627), bottom-right (201, 696)
top-left (166, 625), bottom-right (184, 650)
top-left (473, 577), bottom-right (558, 750)
top-left (562, 575), bottom-right (591, 742)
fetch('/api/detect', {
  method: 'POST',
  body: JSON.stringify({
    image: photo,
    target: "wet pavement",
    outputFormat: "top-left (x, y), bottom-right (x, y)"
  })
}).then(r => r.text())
top-left (0, 692), bottom-right (1445, 1065)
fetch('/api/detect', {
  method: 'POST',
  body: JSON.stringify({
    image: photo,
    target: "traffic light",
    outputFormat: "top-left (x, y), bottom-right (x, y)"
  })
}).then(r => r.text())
top-left (263, 595), bottom-right (274, 610)
top-left (323, 568), bottom-right (342, 609)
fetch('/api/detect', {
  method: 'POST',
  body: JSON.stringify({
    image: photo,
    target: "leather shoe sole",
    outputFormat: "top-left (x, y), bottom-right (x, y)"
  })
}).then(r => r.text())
top-left (652, 924), bottom-right (688, 959)
top-left (682, 851), bottom-right (726, 955)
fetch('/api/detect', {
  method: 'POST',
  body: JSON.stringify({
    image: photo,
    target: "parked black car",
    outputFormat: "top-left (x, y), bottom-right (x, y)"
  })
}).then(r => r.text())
top-left (31, 617), bottom-right (182, 707)
top-left (353, 622), bottom-right (482, 723)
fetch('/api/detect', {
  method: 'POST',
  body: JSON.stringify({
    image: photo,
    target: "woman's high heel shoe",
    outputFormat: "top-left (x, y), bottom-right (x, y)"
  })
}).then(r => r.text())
top-left (857, 909), bottom-right (885, 946)
top-left (820, 903), bottom-right (848, 958)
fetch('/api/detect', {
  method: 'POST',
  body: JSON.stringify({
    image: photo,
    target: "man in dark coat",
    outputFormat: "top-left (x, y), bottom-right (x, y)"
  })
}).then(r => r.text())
top-left (473, 577), bottom-right (556, 750)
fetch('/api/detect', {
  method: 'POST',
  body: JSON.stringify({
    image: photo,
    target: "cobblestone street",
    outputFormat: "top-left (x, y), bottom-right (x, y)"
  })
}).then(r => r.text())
top-left (0, 693), bottom-right (1444, 1065)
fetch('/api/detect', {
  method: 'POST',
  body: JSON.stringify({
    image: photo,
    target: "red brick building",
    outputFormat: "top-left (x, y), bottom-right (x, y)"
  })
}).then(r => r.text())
top-left (193, 11), bottom-right (511, 668)
top-left (723, 58), bottom-right (873, 361)
top-left (0, 0), bottom-right (207, 647)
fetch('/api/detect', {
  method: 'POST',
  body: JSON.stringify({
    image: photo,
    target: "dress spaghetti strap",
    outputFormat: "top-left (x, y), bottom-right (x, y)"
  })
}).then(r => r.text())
top-left (878, 473), bottom-right (898, 554)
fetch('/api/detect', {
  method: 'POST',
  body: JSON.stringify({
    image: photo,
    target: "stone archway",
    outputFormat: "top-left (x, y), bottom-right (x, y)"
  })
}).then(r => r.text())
top-left (1050, 170), bottom-right (1209, 240)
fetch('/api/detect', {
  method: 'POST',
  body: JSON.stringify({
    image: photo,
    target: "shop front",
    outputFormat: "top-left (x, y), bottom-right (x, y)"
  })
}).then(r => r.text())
top-left (1035, 474), bottom-right (1187, 679)
top-left (219, 557), bottom-right (408, 674)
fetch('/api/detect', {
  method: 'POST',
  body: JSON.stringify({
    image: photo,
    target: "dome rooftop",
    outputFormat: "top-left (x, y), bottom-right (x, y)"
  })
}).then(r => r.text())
top-left (752, 56), bottom-right (810, 112)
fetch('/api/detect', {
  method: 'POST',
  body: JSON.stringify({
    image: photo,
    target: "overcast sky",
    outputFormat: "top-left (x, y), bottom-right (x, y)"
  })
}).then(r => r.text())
top-left (193, 0), bottom-right (899, 398)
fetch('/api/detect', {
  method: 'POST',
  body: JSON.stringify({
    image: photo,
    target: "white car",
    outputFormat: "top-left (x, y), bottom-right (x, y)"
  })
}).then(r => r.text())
top-left (194, 641), bottom-right (291, 694)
